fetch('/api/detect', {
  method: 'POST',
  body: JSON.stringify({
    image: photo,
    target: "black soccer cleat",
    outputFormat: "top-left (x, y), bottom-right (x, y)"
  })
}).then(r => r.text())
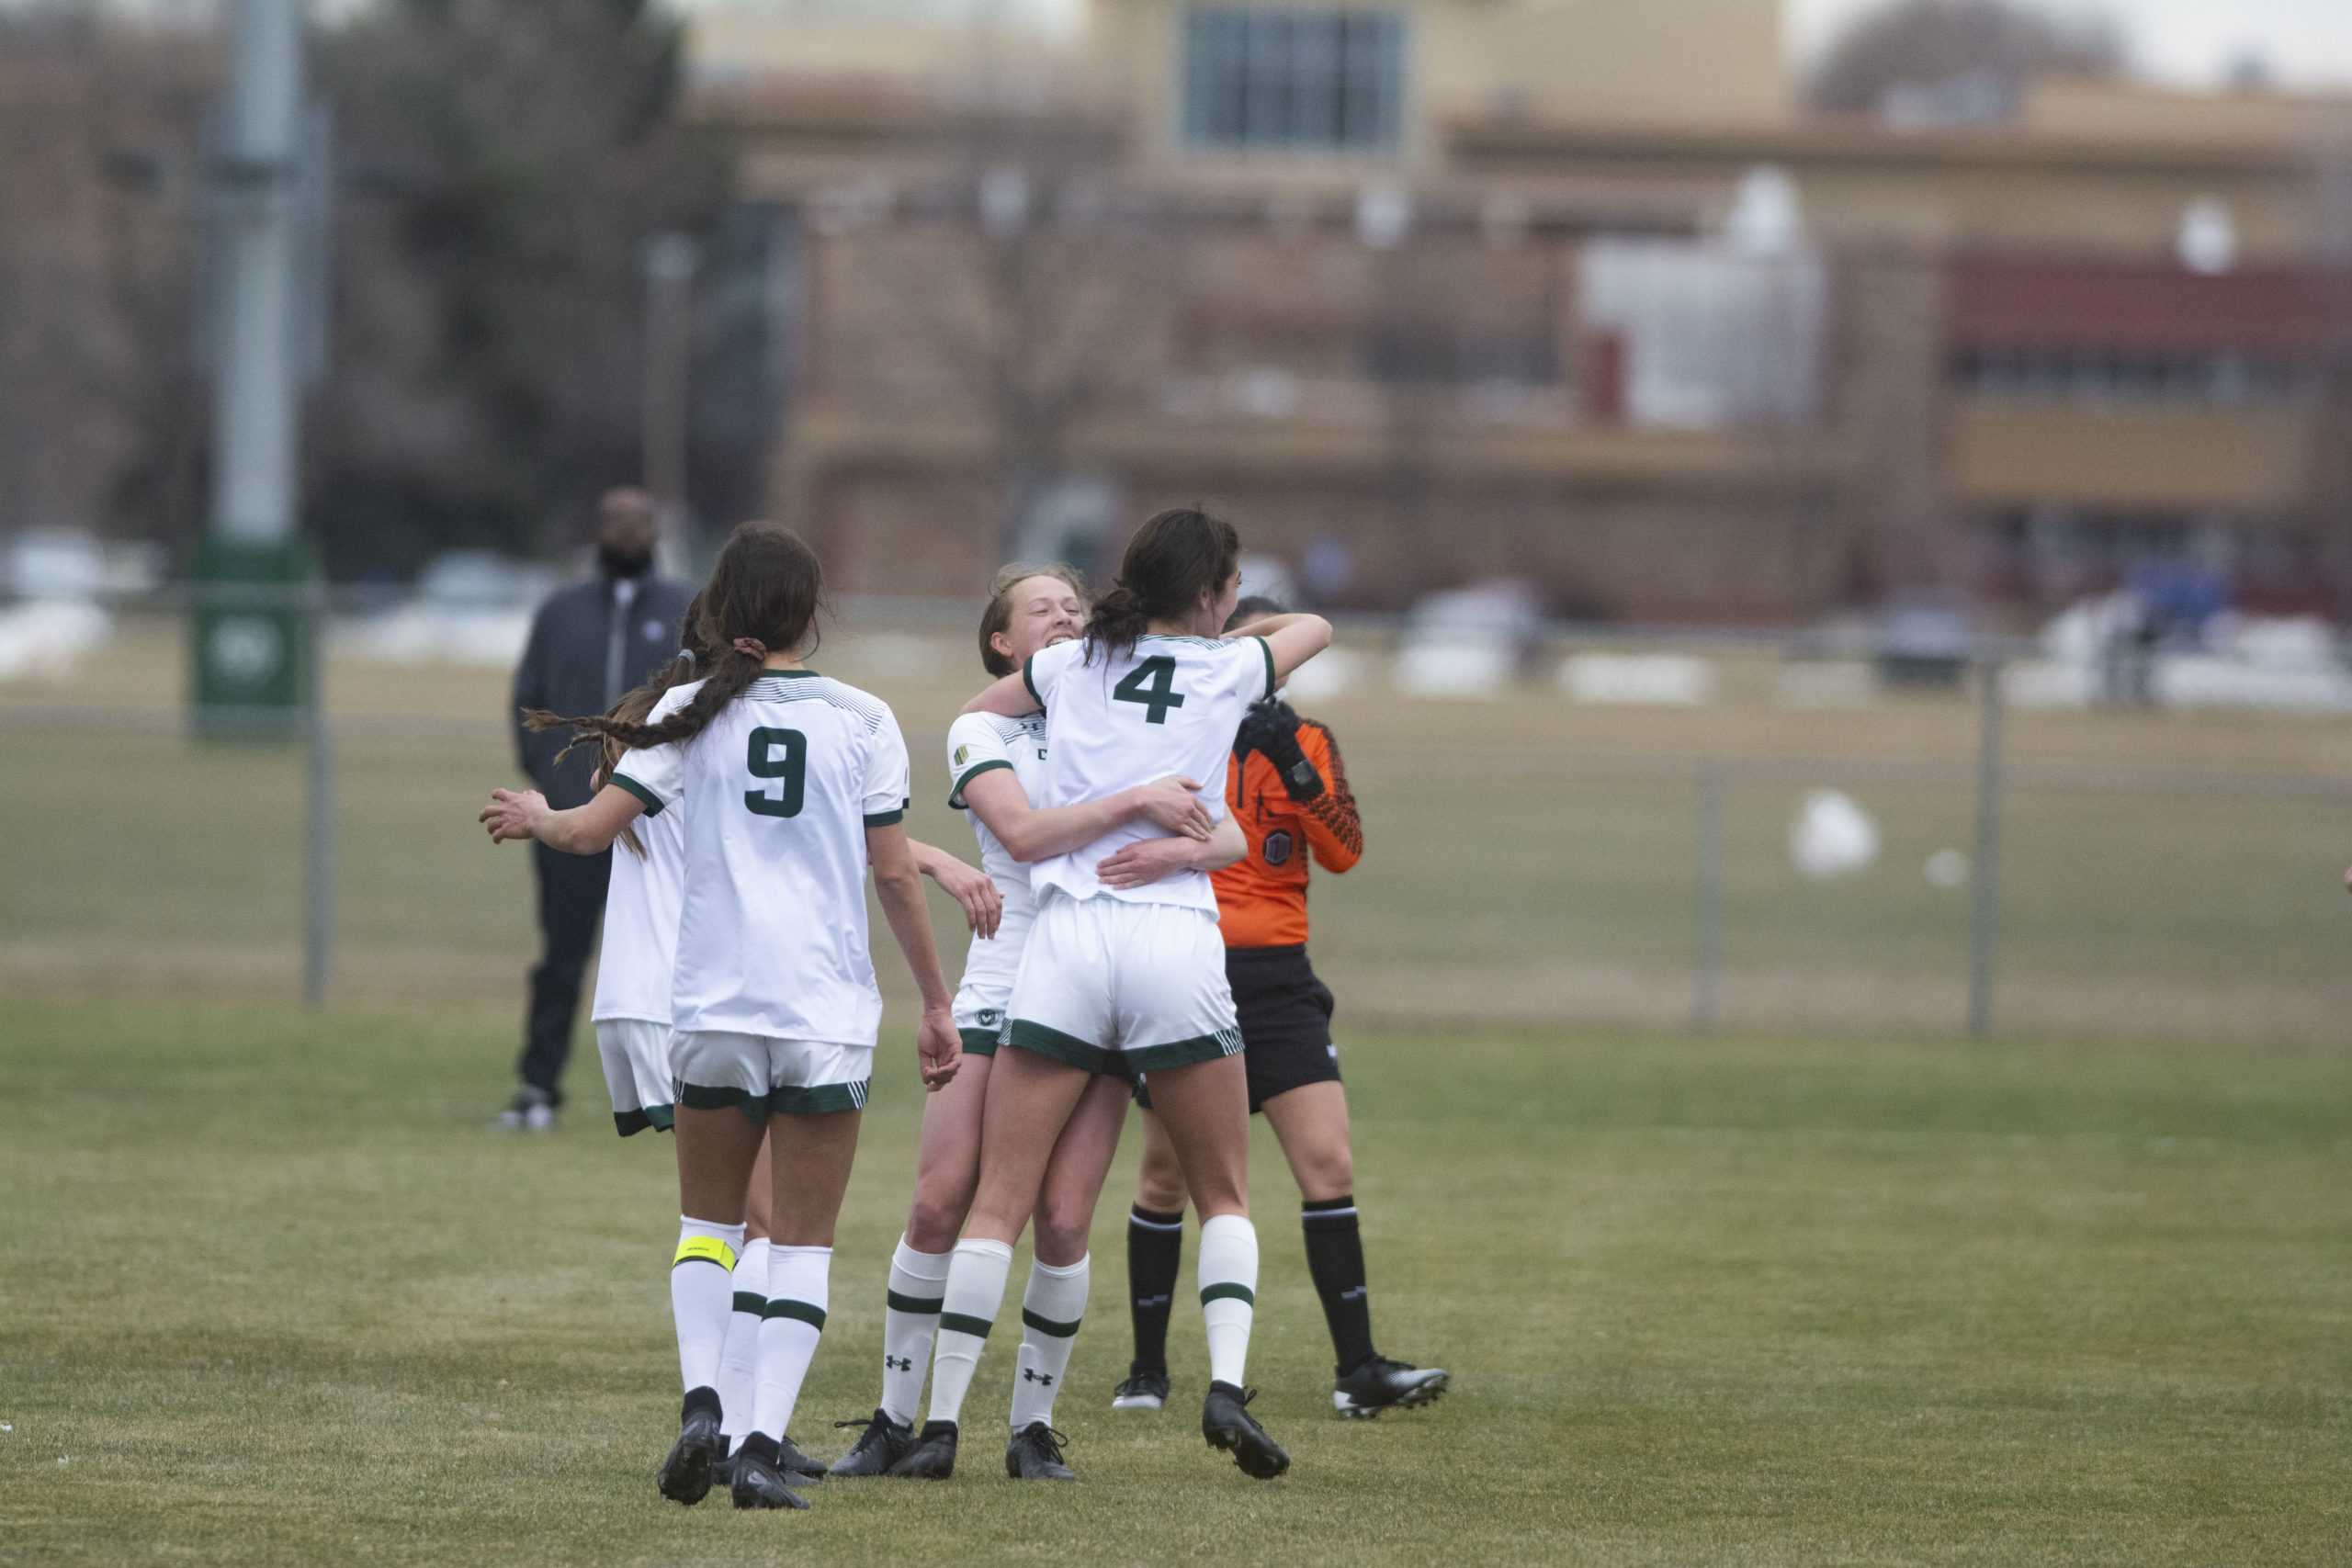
top-left (1201, 1381), bottom-right (1289, 1480)
top-left (883, 1419), bottom-right (958, 1480)
top-left (828, 1409), bottom-right (913, 1478)
top-left (1004, 1422), bottom-right (1077, 1482)
top-left (729, 1434), bottom-right (811, 1511)
top-left (1332, 1355), bottom-right (1450, 1419)
top-left (655, 1388), bottom-right (726, 1506)
top-left (1111, 1364), bottom-right (1170, 1411)
top-left (776, 1433), bottom-right (828, 1482)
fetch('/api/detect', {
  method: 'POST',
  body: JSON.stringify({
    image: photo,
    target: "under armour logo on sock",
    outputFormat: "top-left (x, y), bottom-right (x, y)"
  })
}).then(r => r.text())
top-left (885, 1355), bottom-right (913, 1371)
top-left (1022, 1369), bottom-right (1054, 1386)
top-left (1340, 1287), bottom-right (1367, 1302)
top-left (1136, 1293), bottom-right (1171, 1308)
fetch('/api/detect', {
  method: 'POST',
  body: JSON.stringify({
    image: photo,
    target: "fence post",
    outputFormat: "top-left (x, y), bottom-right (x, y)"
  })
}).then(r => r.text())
top-left (1692, 761), bottom-right (1724, 1032)
top-left (301, 579), bottom-right (333, 1008)
top-left (1966, 653), bottom-right (2005, 1038)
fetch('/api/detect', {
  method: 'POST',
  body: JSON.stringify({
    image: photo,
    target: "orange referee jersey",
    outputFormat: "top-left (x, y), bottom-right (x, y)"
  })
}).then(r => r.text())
top-left (1212, 716), bottom-right (1362, 951)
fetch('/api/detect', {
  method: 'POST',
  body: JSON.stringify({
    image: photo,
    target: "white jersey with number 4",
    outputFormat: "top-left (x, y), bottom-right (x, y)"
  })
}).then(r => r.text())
top-left (945, 708), bottom-right (1049, 1003)
top-left (1021, 632), bottom-right (1274, 914)
top-left (611, 670), bottom-right (911, 1044)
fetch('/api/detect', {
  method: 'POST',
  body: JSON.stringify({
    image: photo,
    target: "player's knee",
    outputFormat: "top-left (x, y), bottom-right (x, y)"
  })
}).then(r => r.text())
top-left (1032, 1198), bottom-right (1091, 1267)
top-left (905, 1182), bottom-right (972, 1254)
top-left (1295, 1141), bottom-right (1354, 1203)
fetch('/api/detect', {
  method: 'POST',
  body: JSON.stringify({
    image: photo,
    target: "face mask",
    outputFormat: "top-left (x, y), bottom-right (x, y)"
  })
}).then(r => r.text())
top-left (599, 541), bottom-right (652, 580)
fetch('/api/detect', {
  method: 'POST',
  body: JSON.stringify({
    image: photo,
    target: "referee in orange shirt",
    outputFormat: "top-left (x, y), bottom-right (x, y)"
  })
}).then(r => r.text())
top-left (1110, 598), bottom-right (1448, 1420)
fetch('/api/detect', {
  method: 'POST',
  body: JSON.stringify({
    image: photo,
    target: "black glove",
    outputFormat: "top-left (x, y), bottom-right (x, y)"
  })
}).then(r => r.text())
top-left (1235, 698), bottom-right (1324, 804)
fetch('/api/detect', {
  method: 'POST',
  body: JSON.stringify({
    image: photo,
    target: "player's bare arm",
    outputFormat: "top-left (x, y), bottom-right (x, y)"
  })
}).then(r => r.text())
top-left (867, 821), bottom-right (962, 1092)
top-left (908, 837), bottom-right (1003, 940)
top-left (479, 781), bottom-right (643, 854)
top-left (1094, 812), bottom-right (1248, 891)
top-left (1225, 611), bottom-right (1333, 684)
top-left (961, 767), bottom-right (1214, 863)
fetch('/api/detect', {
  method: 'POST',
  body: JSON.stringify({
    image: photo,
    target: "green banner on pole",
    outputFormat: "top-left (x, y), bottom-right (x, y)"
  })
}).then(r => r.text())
top-left (191, 535), bottom-right (311, 740)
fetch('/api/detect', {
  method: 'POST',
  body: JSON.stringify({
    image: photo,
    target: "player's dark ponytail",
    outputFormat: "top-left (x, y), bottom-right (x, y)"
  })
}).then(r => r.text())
top-left (1082, 506), bottom-right (1240, 663)
top-left (526, 521), bottom-right (827, 758)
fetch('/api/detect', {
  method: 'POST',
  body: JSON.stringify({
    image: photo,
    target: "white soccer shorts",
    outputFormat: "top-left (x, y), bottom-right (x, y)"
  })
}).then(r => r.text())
top-left (594, 1018), bottom-right (674, 1137)
top-left (669, 1031), bottom-right (875, 1118)
top-left (1004, 892), bottom-right (1243, 1075)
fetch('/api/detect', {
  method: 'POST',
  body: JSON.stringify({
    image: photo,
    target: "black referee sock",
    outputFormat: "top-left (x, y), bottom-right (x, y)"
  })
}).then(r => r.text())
top-left (1125, 1204), bottom-right (1185, 1373)
top-left (1302, 1195), bottom-right (1376, 1374)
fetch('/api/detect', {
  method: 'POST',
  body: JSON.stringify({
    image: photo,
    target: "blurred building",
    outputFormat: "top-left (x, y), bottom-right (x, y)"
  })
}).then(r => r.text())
top-left (686, 0), bottom-right (2352, 620)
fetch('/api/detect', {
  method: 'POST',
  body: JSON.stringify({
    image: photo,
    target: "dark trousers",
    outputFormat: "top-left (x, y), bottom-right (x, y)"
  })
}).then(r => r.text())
top-left (515, 841), bottom-right (611, 1105)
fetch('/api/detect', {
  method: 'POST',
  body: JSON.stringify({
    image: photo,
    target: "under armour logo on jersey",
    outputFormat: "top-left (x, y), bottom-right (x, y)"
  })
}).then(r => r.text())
top-left (1263, 829), bottom-right (1295, 866)
top-left (1023, 1369), bottom-right (1054, 1386)
top-left (977, 1009), bottom-right (1001, 1028)
top-left (885, 1355), bottom-right (913, 1371)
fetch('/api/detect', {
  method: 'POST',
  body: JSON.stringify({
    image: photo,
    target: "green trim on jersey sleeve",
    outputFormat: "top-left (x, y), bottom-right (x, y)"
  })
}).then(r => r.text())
top-left (1021, 652), bottom-right (1044, 711)
top-left (947, 757), bottom-right (1014, 810)
top-left (609, 773), bottom-right (664, 816)
top-left (864, 803), bottom-right (907, 828)
top-left (1252, 635), bottom-right (1276, 701)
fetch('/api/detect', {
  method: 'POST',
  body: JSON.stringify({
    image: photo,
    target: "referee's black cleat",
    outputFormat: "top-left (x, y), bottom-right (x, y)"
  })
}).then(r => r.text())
top-left (655, 1387), bottom-right (726, 1506)
top-left (1332, 1355), bottom-right (1450, 1419)
top-left (883, 1419), bottom-right (958, 1479)
top-left (728, 1434), bottom-right (811, 1511)
top-left (1201, 1381), bottom-right (1289, 1480)
top-left (1005, 1422), bottom-right (1077, 1481)
top-left (828, 1408), bottom-right (913, 1477)
top-left (1111, 1364), bottom-right (1170, 1411)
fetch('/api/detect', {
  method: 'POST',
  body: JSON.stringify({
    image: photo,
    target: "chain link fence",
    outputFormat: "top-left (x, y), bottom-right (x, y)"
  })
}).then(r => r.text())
top-left (6, 583), bottom-right (2349, 1045)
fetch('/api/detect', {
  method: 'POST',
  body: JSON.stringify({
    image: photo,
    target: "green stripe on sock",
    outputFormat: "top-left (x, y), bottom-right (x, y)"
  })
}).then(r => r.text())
top-left (938, 1311), bottom-right (993, 1338)
top-left (887, 1291), bottom-right (945, 1314)
top-left (1200, 1281), bottom-right (1256, 1308)
top-left (731, 1292), bottom-right (765, 1316)
top-left (762, 1298), bottom-right (828, 1330)
top-left (1021, 1307), bottom-right (1082, 1339)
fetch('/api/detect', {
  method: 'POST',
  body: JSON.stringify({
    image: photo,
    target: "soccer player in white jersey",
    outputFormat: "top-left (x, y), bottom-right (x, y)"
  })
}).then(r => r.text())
top-left (588, 600), bottom-right (1005, 1483)
top-left (827, 563), bottom-right (1244, 1483)
top-left (897, 508), bottom-right (1332, 1483)
top-left (481, 521), bottom-right (961, 1512)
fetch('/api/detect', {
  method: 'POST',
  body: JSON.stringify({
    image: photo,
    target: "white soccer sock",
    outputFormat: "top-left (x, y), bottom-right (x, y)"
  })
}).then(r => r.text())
top-left (1009, 1254), bottom-right (1090, 1433)
top-left (925, 1237), bottom-right (1013, 1429)
top-left (752, 1245), bottom-right (831, 1442)
top-left (1197, 1213), bottom-right (1259, 1390)
top-left (880, 1235), bottom-right (952, 1427)
top-left (718, 1236), bottom-right (769, 1450)
top-left (671, 1216), bottom-right (747, 1395)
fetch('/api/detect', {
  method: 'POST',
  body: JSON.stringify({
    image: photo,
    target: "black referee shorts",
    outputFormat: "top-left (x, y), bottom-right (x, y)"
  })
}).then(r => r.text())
top-left (1136, 943), bottom-right (1340, 1115)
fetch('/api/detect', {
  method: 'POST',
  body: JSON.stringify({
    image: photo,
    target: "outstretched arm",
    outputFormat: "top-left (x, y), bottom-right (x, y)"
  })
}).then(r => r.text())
top-left (869, 823), bottom-right (961, 1092)
top-left (963, 769), bottom-right (1214, 864)
top-left (480, 782), bottom-right (642, 856)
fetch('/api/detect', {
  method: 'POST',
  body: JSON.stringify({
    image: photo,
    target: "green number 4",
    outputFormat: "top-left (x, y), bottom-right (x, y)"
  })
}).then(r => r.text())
top-left (744, 726), bottom-right (807, 818)
top-left (1113, 655), bottom-right (1186, 725)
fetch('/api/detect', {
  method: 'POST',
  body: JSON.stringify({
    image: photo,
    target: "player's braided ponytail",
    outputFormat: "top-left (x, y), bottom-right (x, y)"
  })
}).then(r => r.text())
top-left (1082, 506), bottom-right (1239, 663)
top-left (525, 522), bottom-right (826, 761)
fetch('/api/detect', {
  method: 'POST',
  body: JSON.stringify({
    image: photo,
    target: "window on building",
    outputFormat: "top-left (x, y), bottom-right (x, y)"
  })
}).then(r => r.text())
top-left (1182, 6), bottom-right (1405, 154)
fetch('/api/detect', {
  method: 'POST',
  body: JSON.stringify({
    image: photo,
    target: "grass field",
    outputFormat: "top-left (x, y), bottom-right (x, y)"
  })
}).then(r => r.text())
top-left (3, 999), bottom-right (2347, 1564)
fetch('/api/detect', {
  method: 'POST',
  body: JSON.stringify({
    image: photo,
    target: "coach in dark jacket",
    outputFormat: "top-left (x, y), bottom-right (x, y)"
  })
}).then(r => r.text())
top-left (497, 488), bottom-right (693, 1130)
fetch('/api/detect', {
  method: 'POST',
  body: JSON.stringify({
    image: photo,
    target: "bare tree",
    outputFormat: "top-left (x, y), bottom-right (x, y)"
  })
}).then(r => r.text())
top-left (1806, 0), bottom-right (2126, 118)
